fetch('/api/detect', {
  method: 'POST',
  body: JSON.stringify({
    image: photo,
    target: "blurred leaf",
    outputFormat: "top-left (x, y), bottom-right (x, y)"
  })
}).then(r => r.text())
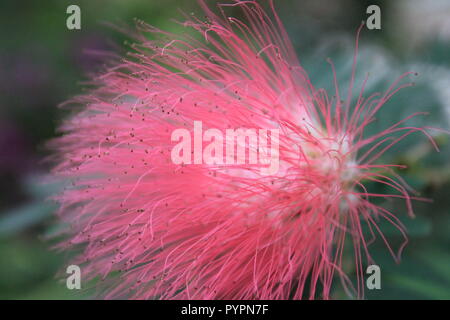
top-left (416, 249), bottom-right (450, 284)
top-left (0, 202), bottom-right (55, 237)
top-left (388, 274), bottom-right (450, 299)
top-left (0, 239), bottom-right (61, 298)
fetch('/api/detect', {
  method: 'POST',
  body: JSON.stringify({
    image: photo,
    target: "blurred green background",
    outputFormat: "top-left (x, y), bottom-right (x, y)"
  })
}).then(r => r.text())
top-left (0, 0), bottom-right (449, 299)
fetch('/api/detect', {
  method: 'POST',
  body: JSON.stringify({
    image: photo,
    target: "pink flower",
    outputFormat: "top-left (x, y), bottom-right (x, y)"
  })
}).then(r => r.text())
top-left (50, 1), bottom-right (437, 299)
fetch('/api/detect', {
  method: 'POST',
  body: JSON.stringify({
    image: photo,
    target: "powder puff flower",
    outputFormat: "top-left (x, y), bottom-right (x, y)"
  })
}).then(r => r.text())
top-left (50, 0), bottom-right (438, 299)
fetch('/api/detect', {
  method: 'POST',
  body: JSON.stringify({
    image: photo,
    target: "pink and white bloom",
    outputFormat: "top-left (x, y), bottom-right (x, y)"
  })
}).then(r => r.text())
top-left (50, 1), bottom-right (438, 299)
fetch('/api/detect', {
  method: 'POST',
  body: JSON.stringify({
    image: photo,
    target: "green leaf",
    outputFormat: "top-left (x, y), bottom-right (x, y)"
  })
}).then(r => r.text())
top-left (0, 202), bottom-right (56, 237)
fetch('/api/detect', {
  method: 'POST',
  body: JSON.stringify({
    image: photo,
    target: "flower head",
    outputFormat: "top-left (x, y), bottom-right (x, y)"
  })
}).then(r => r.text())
top-left (50, 0), bottom-right (437, 299)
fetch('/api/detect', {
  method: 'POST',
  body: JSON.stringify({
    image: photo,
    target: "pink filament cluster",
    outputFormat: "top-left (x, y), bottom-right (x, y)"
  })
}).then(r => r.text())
top-left (50, 1), bottom-right (436, 299)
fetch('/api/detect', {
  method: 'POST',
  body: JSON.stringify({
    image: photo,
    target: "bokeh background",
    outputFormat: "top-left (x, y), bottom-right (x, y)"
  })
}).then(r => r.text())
top-left (0, 0), bottom-right (449, 299)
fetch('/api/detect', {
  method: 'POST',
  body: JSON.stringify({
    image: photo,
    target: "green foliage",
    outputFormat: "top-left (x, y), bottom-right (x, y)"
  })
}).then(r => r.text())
top-left (0, 0), bottom-right (448, 300)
